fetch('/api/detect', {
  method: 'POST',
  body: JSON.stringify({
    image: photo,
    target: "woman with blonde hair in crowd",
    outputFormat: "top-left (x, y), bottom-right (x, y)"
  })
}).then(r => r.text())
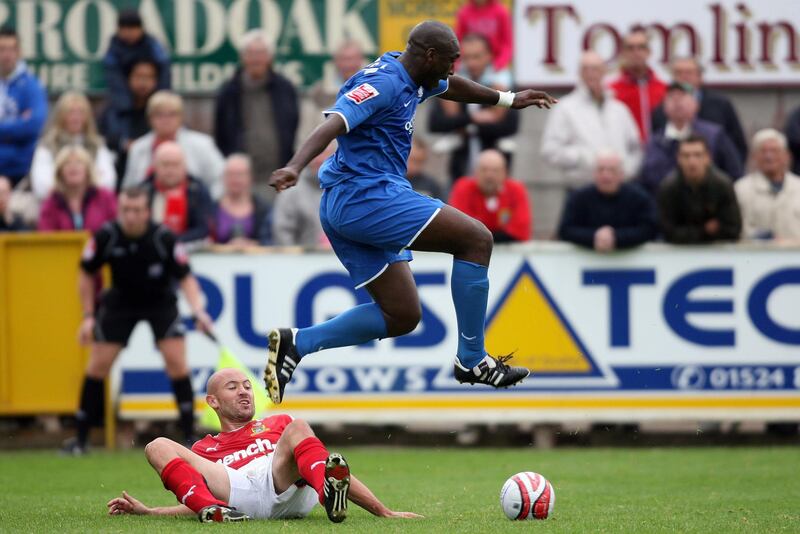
top-left (31, 91), bottom-right (117, 199)
top-left (37, 146), bottom-right (117, 232)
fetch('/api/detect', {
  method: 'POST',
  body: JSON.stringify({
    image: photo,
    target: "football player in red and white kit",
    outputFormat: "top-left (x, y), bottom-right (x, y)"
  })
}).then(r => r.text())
top-left (107, 368), bottom-right (420, 523)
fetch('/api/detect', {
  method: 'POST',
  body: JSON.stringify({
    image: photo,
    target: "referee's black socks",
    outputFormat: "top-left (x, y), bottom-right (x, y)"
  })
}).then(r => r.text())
top-left (170, 376), bottom-right (195, 444)
top-left (76, 376), bottom-right (105, 448)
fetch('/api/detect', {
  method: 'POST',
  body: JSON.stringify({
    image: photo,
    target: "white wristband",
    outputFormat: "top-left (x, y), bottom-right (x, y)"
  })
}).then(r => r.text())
top-left (496, 90), bottom-right (515, 108)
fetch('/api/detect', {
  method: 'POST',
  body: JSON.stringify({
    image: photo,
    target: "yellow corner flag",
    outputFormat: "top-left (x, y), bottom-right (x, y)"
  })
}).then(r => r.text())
top-left (200, 346), bottom-right (273, 431)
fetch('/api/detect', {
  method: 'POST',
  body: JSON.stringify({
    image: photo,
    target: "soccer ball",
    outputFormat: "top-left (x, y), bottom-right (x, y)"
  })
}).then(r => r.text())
top-left (499, 471), bottom-right (555, 520)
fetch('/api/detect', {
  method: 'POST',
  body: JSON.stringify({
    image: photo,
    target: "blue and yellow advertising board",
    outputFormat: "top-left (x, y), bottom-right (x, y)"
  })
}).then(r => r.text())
top-left (115, 244), bottom-right (800, 424)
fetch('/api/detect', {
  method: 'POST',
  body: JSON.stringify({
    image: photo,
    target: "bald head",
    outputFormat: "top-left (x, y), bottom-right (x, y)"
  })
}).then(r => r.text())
top-left (153, 141), bottom-right (186, 188)
top-left (207, 368), bottom-right (248, 396)
top-left (154, 141), bottom-right (183, 164)
top-left (594, 149), bottom-right (624, 194)
top-left (478, 148), bottom-right (506, 168)
top-left (580, 50), bottom-right (605, 69)
top-left (671, 57), bottom-right (702, 88)
top-left (580, 51), bottom-right (606, 97)
top-left (205, 368), bottom-right (255, 427)
top-left (334, 40), bottom-right (365, 81)
top-left (475, 149), bottom-right (508, 197)
top-left (407, 20), bottom-right (458, 53)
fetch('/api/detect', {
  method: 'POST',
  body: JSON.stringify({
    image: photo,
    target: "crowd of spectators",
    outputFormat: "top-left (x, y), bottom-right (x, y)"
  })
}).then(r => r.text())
top-left (32, 91), bottom-right (117, 199)
top-left (123, 90), bottom-right (224, 197)
top-left (541, 51), bottom-right (642, 188)
top-left (1, 5), bottom-right (800, 253)
top-left (214, 30), bottom-right (298, 201)
top-left (271, 143), bottom-right (335, 247)
top-left (539, 25), bottom-right (800, 249)
top-left (429, 32), bottom-right (518, 182)
top-left (99, 59), bottom-right (160, 179)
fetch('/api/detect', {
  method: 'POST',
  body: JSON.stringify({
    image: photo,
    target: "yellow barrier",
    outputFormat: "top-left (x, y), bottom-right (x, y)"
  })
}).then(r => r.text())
top-left (0, 232), bottom-right (88, 415)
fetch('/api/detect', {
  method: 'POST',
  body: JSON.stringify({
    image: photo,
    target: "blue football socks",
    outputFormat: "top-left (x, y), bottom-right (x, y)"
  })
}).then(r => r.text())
top-left (295, 302), bottom-right (388, 357)
top-left (451, 259), bottom-right (489, 369)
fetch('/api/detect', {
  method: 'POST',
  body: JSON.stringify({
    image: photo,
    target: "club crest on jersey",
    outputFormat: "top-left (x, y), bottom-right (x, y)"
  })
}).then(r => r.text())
top-left (345, 83), bottom-right (379, 105)
top-left (251, 421), bottom-right (268, 434)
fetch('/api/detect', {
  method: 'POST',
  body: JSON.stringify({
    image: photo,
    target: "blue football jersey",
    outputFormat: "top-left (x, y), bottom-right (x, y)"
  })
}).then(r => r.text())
top-left (319, 52), bottom-right (449, 189)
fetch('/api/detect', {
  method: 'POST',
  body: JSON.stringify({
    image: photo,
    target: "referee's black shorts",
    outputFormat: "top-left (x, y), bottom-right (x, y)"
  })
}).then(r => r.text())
top-left (93, 297), bottom-right (186, 346)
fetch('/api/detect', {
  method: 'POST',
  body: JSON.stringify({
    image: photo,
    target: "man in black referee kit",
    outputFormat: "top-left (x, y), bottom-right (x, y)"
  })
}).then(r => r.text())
top-left (64, 187), bottom-right (213, 454)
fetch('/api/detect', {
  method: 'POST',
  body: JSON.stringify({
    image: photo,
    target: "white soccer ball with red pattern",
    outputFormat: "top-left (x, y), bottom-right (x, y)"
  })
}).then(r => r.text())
top-left (499, 471), bottom-right (555, 520)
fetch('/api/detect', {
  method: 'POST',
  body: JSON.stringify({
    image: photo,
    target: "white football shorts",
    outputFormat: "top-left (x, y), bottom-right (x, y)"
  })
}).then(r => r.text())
top-left (224, 454), bottom-right (318, 519)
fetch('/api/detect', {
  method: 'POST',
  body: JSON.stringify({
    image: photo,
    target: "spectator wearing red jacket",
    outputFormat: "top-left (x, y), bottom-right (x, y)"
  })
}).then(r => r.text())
top-left (449, 149), bottom-right (531, 242)
top-left (609, 28), bottom-right (667, 141)
top-left (38, 146), bottom-right (117, 232)
top-left (455, 0), bottom-right (513, 71)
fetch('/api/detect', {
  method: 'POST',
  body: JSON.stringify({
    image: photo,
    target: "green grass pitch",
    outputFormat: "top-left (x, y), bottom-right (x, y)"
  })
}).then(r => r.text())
top-left (1, 447), bottom-right (798, 533)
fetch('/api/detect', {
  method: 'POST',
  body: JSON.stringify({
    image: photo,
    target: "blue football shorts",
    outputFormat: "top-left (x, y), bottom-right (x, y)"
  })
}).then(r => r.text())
top-left (320, 178), bottom-right (444, 288)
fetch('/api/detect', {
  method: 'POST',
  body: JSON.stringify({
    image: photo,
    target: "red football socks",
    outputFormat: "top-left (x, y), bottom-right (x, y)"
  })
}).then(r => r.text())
top-left (294, 436), bottom-right (329, 504)
top-left (160, 458), bottom-right (226, 512)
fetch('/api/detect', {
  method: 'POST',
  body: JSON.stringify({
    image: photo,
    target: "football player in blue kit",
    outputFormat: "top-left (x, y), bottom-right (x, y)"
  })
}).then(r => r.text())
top-left (264, 20), bottom-right (556, 404)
